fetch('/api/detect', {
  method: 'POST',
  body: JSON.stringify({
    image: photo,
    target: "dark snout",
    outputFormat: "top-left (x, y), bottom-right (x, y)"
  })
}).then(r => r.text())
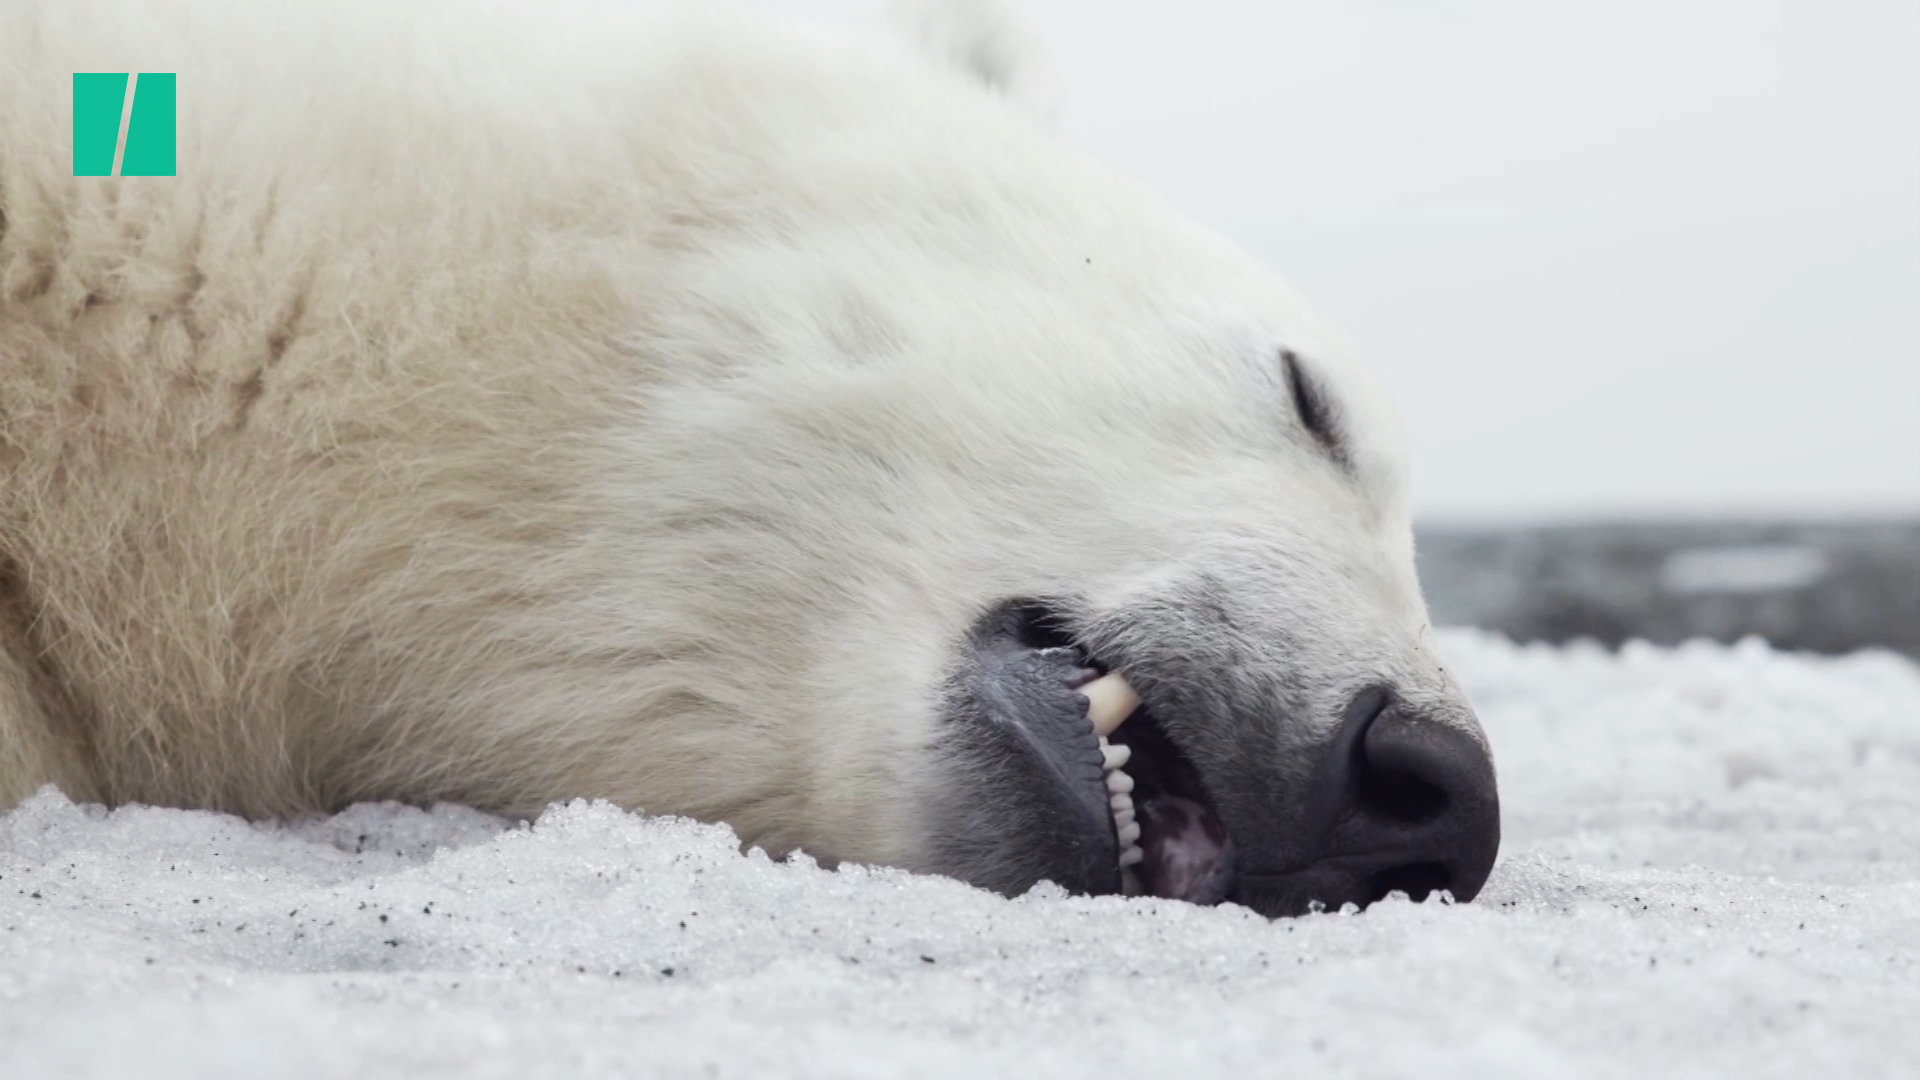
top-left (1234, 688), bottom-right (1501, 917)
top-left (926, 597), bottom-right (1501, 918)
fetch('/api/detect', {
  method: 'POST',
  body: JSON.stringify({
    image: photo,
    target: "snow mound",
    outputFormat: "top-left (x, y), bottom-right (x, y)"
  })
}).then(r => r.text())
top-left (4, 631), bottom-right (1918, 1079)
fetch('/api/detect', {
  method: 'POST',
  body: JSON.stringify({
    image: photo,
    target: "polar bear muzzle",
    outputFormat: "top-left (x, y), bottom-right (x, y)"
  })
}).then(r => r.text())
top-left (930, 599), bottom-right (1501, 919)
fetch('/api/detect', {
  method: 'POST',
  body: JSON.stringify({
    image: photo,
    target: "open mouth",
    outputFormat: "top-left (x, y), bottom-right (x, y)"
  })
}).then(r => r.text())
top-left (1008, 602), bottom-right (1237, 905)
top-left (972, 597), bottom-right (1501, 916)
top-left (998, 607), bottom-right (1236, 899)
top-left (1076, 664), bottom-right (1237, 905)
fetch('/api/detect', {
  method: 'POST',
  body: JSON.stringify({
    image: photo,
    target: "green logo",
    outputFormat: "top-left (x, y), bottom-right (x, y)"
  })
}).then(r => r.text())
top-left (73, 72), bottom-right (175, 177)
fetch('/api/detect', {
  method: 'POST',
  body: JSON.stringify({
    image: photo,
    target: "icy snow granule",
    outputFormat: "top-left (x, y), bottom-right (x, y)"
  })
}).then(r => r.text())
top-left (3, 630), bottom-right (1917, 1079)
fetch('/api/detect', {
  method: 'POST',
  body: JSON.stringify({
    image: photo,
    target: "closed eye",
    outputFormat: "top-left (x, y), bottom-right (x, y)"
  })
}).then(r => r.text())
top-left (1281, 348), bottom-right (1345, 464)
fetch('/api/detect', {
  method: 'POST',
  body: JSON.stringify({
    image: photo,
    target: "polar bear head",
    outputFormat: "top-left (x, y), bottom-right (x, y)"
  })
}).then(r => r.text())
top-left (653, 1), bottom-right (1480, 917)
top-left (511, 0), bottom-right (1510, 919)
top-left (889, 321), bottom-right (1502, 918)
top-left (611, 2), bottom-right (1504, 918)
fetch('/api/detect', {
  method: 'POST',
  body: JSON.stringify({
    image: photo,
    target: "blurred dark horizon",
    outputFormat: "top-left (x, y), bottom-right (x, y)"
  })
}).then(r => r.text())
top-left (1414, 517), bottom-right (1920, 659)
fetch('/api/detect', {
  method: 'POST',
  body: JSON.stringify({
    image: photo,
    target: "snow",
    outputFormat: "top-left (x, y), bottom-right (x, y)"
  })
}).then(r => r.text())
top-left (1660, 544), bottom-right (1833, 595)
top-left (4, 630), bottom-right (1918, 1079)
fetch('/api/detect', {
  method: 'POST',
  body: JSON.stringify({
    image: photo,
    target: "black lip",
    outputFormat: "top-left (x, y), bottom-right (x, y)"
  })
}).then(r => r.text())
top-left (928, 597), bottom-right (1121, 899)
top-left (997, 597), bottom-right (1244, 905)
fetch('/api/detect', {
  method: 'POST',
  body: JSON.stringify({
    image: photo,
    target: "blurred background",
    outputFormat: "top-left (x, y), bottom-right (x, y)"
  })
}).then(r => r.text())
top-left (1010, 0), bottom-right (1919, 658)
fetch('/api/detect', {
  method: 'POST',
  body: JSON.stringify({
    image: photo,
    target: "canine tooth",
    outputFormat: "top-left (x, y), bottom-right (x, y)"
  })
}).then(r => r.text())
top-left (1118, 846), bottom-right (1144, 868)
top-left (1100, 743), bottom-right (1131, 771)
top-left (1120, 867), bottom-right (1144, 896)
top-left (1105, 770), bottom-right (1134, 795)
top-left (1116, 821), bottom-right (1141, 847)
top-left (1081, 674), bottom-right (1141, 736)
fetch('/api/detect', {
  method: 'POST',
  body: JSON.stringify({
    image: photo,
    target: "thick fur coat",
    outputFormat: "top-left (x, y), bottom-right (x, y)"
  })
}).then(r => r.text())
top-left (0, 0), bottom-right (1497, 914)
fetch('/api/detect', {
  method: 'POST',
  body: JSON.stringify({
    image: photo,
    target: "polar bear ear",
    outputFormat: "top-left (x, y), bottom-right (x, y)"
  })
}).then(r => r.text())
top-left (883, 0), bottom-right (1060, 132)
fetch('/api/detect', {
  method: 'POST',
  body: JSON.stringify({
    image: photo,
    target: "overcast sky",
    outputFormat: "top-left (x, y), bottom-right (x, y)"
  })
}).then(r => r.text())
top-left (1013, 0), bottom-right (1920, 522)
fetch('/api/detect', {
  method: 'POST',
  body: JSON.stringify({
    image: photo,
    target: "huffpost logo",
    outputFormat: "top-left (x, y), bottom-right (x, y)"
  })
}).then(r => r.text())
top-left (73, 72), bottom-right (176, 177)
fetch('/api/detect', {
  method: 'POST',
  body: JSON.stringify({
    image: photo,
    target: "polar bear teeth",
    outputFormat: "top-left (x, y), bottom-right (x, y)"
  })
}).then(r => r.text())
top-left (1082, 673), bottom-right (1140, 737)
top-left (1085, 670), bottom-right (1146, 875)
top-left (1104, 748), bottom-right (1144, 866)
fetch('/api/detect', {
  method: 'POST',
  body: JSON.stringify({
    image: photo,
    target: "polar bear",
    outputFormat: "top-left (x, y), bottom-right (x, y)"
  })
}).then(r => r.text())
top-left (0, 0), bottom-right (1498, 917)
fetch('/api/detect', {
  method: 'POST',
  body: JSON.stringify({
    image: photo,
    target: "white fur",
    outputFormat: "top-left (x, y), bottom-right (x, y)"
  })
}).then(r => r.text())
top-left (0, 0), bottom-right (1446, 877)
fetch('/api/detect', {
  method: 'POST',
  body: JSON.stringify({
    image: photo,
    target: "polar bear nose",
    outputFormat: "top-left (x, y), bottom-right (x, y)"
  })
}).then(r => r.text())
top-left (1345, 698), bottom-right (1501, 898)
top-left (1237, 689), bottom-right (1501, 915)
